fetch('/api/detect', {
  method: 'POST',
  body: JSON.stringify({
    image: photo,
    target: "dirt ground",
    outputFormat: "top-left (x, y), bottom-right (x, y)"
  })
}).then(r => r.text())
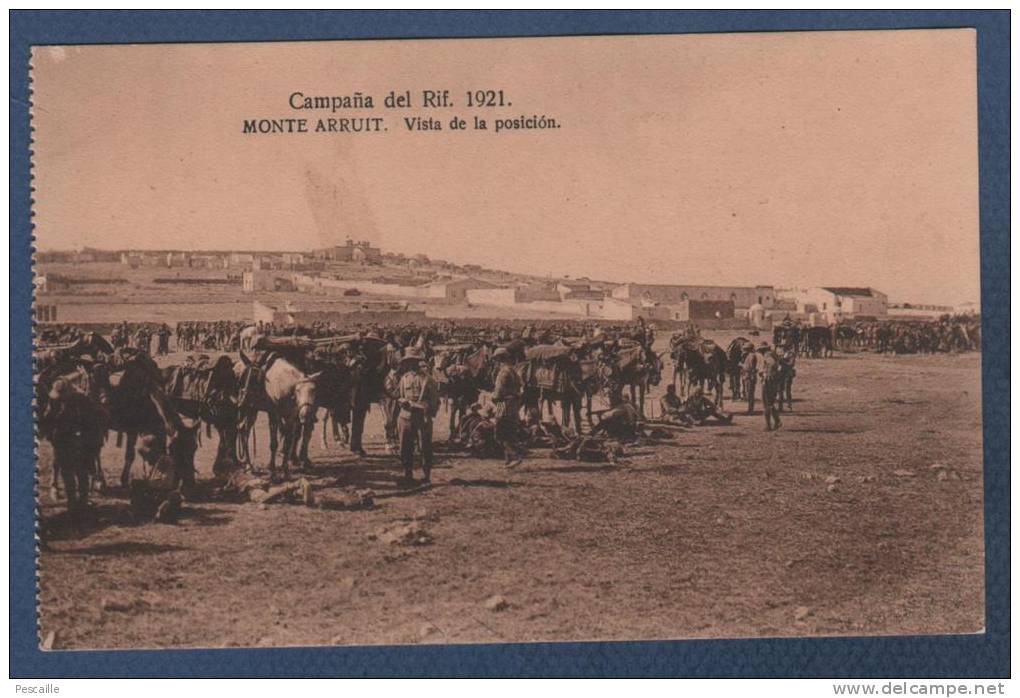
top-left (36, 332), bottom-right (985, 650)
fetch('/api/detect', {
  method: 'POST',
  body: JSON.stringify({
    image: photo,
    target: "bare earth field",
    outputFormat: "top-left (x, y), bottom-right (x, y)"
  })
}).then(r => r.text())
top-left (37, 334), bottom-right (985, 650)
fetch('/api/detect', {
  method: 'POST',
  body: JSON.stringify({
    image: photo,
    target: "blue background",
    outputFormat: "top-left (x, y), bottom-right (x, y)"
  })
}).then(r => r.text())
top-left (9, 10), bottom-right (1010, 678)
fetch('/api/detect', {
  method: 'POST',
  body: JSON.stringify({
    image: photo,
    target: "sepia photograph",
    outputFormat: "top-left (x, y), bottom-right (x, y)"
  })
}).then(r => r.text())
top-left (29, 28), bottom-right (986, 653)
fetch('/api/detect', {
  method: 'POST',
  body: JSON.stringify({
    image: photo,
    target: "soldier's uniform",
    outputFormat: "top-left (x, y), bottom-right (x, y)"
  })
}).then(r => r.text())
top-left (382, 367), bottom-right (402, 453)
top-left (741, 348), bottom-right (761, 413)
top-left (492, 348), bottom-right (524, 466)
top-left (758, 344), bottom-right (782, 431)
top-left (41, 379), bottom-right (108, 517)
top-left (395, 352), bottom-right (440, 483)
top-left (778, 347), bottom-right (797, 411)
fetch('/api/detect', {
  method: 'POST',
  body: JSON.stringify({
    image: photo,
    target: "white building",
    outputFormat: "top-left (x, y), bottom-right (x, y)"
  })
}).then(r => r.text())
top-left (421, 277), bottom-right (499, 302)
top-left (796, 287), bottom-right (888, 322)
top-left (243, 270), bottom-right (297, 293)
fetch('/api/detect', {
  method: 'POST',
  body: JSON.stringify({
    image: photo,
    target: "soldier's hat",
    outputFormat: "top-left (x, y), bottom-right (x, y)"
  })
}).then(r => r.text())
top-left (492, 347), bottom-right (512, 361)
top-left (400, 347), bottom-right (424, 364)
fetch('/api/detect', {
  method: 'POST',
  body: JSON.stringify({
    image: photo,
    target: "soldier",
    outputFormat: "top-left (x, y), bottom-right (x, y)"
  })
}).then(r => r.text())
top-left (491, 347), bottom-right (524, 468)
top-left (591, 388), bottom-right (642, 441)
top-left (758, 342), bottom-right (782, 431)
top-left (39, 378), bottom-right (108, 520)
top-left (659, 384), bottom-right (693, 426)
top-left (777, 344), bottom-right (797, 411)
top-left (382, 361), bottom-right (402, 455)
top-left (395, 348), bottom-right (440, 485)
top-left (682, 386), bottom-right (733, 425)
top-left (741, 344), bottom-right (761, 414)
top-left (157, 323), bottom-right (171, 356)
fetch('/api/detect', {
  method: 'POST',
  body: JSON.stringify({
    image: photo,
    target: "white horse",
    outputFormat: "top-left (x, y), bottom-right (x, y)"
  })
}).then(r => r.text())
top-left (238, 325), bottom-right (262, 353)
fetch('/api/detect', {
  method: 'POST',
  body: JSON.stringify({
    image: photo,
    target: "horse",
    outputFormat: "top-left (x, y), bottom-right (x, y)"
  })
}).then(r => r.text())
top-left (238, 324), bottom-right (262, 353)
top-left (237, 350), bottom-right (321, 479)
top-left (520, 344), bottom-right (586, 431)
top-left (99, 348), bottom-right (185, 489)
top-left (608, 342), bottom-right (663, 417)
top-left (671, 339), bottom-right (725, 406)
top-left (162, 354), bottom-right (240, 479)
top-left (432, 343), bottom-right (487, 439)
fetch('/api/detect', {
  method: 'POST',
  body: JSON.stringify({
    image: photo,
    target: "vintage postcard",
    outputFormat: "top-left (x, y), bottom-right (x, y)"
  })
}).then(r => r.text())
top-left (31, 29), bottom-right (983, 651)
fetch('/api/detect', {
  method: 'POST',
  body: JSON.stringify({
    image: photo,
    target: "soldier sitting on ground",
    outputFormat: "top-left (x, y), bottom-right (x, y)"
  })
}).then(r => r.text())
top-left (659, 384), bottom-right (695, 426)
top-left (683, 386), bottom-right (734, 426)
top-left (590, 389), bottom-right (642, 442)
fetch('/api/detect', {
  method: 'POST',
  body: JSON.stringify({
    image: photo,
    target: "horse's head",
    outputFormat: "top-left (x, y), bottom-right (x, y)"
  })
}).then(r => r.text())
top-left (296, 372), bottom-right (322, 424)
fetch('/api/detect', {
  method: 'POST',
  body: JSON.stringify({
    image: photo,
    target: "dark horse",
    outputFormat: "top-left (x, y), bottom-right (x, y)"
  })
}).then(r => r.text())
top-left (161, 354), bottom-right (240, 479)
top-left (671, 339), bottom-right (726, 406)
top-left (520, 344), bottom-right (586, 431)
top-left (96, 348), bottom-right (186, 488)
top-left (607, 343), bottom-right (662, 416)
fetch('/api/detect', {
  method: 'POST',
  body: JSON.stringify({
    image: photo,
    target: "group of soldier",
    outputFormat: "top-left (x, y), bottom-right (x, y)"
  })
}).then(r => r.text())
top-left (388, 344), bottom-right (525, 483)
top-left (110, 322), bottom-right (173, 356)
top-left (175, 321), bottom-right (248, 352)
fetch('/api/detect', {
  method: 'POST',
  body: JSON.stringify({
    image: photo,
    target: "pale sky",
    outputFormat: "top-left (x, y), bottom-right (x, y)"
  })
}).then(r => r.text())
top-left (32, 30), bottom-right (979, 305)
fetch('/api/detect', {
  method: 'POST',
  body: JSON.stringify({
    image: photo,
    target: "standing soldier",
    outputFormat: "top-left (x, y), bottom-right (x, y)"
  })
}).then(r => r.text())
top-left (758, 342), bottom-right (782, 431)
top-left (39, 378), bottom-right (108, 521)
top-left (395, 348), bottom-right (440, 485)
top-left (491, 347), bottom-right (524, 468)
top-left (135, 325), bottom-right (149, 354)
top-left (777, 344), bottom-right (797, 411)
top-left (157, 323), bottom-right (171, 356)
top-left (741, 344), bottom-right (761, 414)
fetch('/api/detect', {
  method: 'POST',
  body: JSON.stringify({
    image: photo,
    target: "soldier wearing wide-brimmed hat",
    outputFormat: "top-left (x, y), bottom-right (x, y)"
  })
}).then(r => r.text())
top-left (491, 347), bottom-right (524, 467)
top-left (395, 347), bottom-right (439, 484)
top-left (757, 342), bottom-right (782, 431)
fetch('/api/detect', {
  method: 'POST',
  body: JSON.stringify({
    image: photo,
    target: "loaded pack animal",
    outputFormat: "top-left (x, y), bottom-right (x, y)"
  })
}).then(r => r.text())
top-left (519, 344), bottom-right (586, 431)
top-left (41, 341), bottom-right (186, 492)
top-left (346, 335), bottom-right (399, 457)
top-left (161, 354), bottom-right (241, 479)
top-left (601, 340), bottom-right (663, 416)
top-left (773, 322), bottom-right (802, 351)
top-left (801, 326), bottom-right (833, 358)
top-left (431, 342), bottom-right (489, 438)
top-left (670, 338), bottom-right (726, 406)
top-left (237, 348), bottom-right (321, 479)
top-left (103, 347), bottom-right (187, 489)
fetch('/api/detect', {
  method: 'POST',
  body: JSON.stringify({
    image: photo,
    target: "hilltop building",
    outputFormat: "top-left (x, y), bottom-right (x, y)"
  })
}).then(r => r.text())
top-left (313, 239), bottom-right (382, 264)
